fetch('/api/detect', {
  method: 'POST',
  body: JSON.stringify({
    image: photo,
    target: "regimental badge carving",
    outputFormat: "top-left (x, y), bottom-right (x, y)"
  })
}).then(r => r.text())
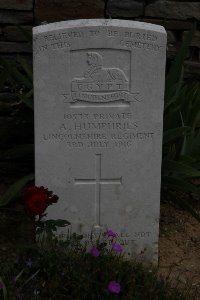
top-left (71, 52), bottom-right (131, 103)
top-left (83, 52), bottom-right (128, 83)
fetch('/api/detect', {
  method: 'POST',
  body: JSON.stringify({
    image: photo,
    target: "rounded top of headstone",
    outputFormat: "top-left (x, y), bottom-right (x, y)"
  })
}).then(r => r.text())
top-left (33, 19), bottom-right (166, 35)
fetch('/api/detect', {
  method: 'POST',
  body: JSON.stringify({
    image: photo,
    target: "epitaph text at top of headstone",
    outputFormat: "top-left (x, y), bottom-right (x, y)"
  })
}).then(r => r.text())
top-left (33, 19), bottom-right (166, 264)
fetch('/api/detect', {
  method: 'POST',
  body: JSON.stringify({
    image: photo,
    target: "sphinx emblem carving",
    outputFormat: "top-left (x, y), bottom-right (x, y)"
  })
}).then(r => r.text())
top-left (71, 52), bottom-right (130, 103)
top-left (83, 52), bottom-right (128, 84)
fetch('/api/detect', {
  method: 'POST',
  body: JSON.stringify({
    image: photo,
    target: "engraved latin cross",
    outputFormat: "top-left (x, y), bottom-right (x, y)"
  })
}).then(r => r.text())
top-left (74, 154), bottom-right (122, 226)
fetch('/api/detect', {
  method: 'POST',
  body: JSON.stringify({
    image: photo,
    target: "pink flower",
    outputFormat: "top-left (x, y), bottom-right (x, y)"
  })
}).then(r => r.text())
top-left (112, 243), bottom-right (123, 253)
top-left (91, 246), bottom-right (100, 257)
top-left (104, 229), bottom-right (117, 238)
top-left (108, 281), bottom-right (121, 294)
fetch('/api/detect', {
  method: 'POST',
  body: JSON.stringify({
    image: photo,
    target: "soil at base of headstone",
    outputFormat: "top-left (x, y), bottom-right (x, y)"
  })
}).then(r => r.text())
top-left (159, 198), bottom-right (200, 299)
top-left (0, 196), bottom-right (200, 299)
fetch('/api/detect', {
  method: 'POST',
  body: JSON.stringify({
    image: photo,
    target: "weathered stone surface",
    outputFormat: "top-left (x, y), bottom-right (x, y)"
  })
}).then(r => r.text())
top-left (183, 31), bottom-right (200, 48)
top-left (0, 10), bottom-right (33, 24)
top-left (0, 102), bottom-right (13, 115)
top-left (167, 30), bottom-right (176, 44)
top-left (4, 26), bottom-right (32, 42)
top-left (0, 93), bottom-right (17, 103)
top-left (107, 0), bottom-right (144, 18)
top-left (136, 18), bottom-right (193, 30)
top-left (0, 42), bottom-right (32, 53)
top-left (0, 54), bottom-right (32, 68)
top-left (33, 19), bottom-right (166, 264)
top-left (34, 0), bottom-right (104, 24)
top-left (163, 20), bottom-right (193, 30)
top-left (0, 0), bottom-right (33, 10)
top-left (167, 44), bottom-right (178, 59)
top-left (145, 1), bottom-right (200, 20)
top-left (184, 61), bottom-right (200, 77)
top-left (166, 31), bottom-right (177, 58)
top-left (0, 107), bottom-right (33, 146)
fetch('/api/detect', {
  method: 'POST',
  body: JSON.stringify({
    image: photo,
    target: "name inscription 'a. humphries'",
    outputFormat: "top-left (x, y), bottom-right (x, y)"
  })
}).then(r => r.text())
top-left (34, 19), bottom-right (166, 264)
top-left (42, 111), bottom-right (155, 149)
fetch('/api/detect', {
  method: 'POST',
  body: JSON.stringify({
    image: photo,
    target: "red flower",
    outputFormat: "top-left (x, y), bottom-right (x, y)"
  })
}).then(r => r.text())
top-left (24, 186), bottom-right (58, 216)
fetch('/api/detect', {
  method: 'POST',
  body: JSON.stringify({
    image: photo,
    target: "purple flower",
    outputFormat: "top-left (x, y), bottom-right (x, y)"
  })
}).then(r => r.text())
top-left (112, 243), bottom-right (123, 253)
top-left (104, 229), bottom-right (117, 238)
top-left (25, 258), bottom-right (32, 268)
top-left (108, 281), bottom-right (121, 294)
top-left (16, 292), bottom-right (24, 300)
top-left (91, 246), bottom-right (100, 257)
top-left (0, 281), bottom-right (3, 289)
top-left (159, 274), bottom-right (165, 282)
top-left (9, 277), bottom-right (15, 286)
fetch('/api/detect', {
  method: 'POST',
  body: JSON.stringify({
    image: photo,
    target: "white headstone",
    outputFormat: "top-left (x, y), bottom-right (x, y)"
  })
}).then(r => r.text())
top-left (33, 19), bottom-right (166, 264)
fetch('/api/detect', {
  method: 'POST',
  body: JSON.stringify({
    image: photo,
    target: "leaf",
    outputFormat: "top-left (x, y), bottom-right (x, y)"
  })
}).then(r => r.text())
top-left (16, 25), bottom-right (32, 43)
top-left (12, 67), bottom-right (32, 89)
top-left (0, 173), bottom-right (34, 207)
top-left (180, 155), bottom-right (197, 164)
top-left (163, 143), bottom-right (177, 160)
top-left (17, 55), bottom-right (33, 81)
top-left (20, 89), bottom-right (33, 109)
top-left (163, 127), bottom-right (191, 144)
top-left (181, 81), bottom-right (200, 128)
top-left (190, 86), bottom-right (200, 128)
top-left (176, 196), bottom-right (200, 223)
top-left (23, 269), bottom-right (40, 287)
top-left (163, 160), bottom-right (200, 178)
top-left (164, 67), bottom-right (184, 106)
top-left (0, 144), bottom-right (34, 160)
top-left (164, 97), bottom-right (185, 131)
top-left (165, 26), bottom-right (195, 93)
top-left (44, 219), bottom-right (70, 228)
top-left (162, 176), bottom-right (200, 194)
top-left (0, 277), bottom-right (7, 300)
top-left (36, 228), bottom-right (44, 235)
top-left (14, 269), bottom-right (24, 282)
top-left (189, 129), bottom-right (200, 156)
top-left (0, 57), bottom-right (16, 89)
top-left (53, 219), bottom-right (71, 227)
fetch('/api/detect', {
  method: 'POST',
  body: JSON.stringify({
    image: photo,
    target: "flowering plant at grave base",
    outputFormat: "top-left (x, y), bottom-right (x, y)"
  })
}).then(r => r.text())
top-left (23, 185), bottom-right (70, 239)
top-left (0, 187), bottom-right (186, 300)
